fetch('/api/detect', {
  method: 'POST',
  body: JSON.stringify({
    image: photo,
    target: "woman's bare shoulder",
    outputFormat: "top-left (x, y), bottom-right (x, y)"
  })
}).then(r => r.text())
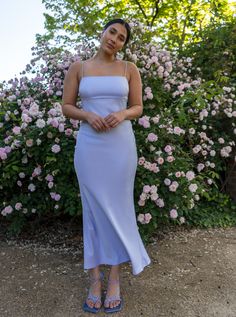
top-left (126, 61), bottom-right (138, 70)
top-left (68, 60), bottom-right (82, 72)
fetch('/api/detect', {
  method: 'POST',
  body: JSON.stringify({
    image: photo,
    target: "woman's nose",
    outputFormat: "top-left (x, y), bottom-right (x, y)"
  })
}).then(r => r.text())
top-left (110, 36), bottom-right (116, 44)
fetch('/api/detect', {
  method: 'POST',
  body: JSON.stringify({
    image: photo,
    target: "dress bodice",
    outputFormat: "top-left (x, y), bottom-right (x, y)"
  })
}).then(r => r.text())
top-left (79, 76), bottom-right (129, 118)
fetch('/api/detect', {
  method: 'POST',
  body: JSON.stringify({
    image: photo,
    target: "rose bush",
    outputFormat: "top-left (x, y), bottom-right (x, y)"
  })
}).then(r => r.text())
top-left (0, 21), bottom-right (235, 239)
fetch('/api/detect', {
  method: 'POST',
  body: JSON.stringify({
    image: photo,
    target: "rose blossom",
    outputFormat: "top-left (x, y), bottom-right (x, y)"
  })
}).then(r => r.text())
top-left (138, 157), bottom-right (145, 165)
top-left (197, 163), bottom-right (205, 172)
top-left (189, 183), bottom-right (198, 193)
top-left (12, 126), bottom-right (21, 134)
top-left (51, 144), bottom-right (61, 153)
top-left (170, 209), bottom-right (178, 219)
top-left (157, 157), bottom-right (164, 165)
top-left (26, 139), bottom-right (33, 147)
top-left (46, 174), bottom-right (54, 182)
top-left (48, 181), bottom-right (54, 188)
top-left (138, 200), bottom-right (145, 206)
top-left (147, 133), bottom-right (158, 142)
top-left (65, 128), bottom-right (73, 136)
top-left (186, 171), bottom-right (195, 181)
top-left (15, 202), bottom-right (22, 210)
top-left (166, 156), bottom-right (175, 162)
top-left (164, 178), bottom-right (171, 186)
top-left (151, 193), bottom-right (159, 201)
top-left (144, 213), bottom-right (152, 224)
top-left (28, 183), bottom-right (36, 192)
top-left (143, 185), bottom-right (151, 193)
top-left (137, 214), bottom-right (145, 224)
top-left (164, 145), bottom-right (172, 153)
top-left (155, 198), bottom-right (164, 207)
top-left (36, 119), bottom-right (46, 128)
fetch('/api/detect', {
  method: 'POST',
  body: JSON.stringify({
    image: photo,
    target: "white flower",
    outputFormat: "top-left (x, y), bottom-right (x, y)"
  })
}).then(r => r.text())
top-left (197, 163), bottom-right (205, 172)
top-left (140, 193), bottom-right (147, 200)
top-left (36, 138), bottom-right (42, 145)
top-left (150, 185), bottom-right (157, 193)
top-left (28, 183), bottom-right (36, 192)
top-left (189, 183), bottom-right (198, 193)
top-left (193, 145), bottom-right (201, 154)
top-left (36, 119), bottom-right (46, 128)
top-left (164, 178), bottom-right (171, 186)
top-left (155, 198), bottom-right (164, 207)
top-left (137, 214), bottom-right (145, 224)
top-left (169, 183), bottom-right (178, 192)
top-left (186, 171), bottom-right (195, 181)
top-left (151, 193), bottom-right (159, 201)
top-left (51, 144), bottom-right (61, 153)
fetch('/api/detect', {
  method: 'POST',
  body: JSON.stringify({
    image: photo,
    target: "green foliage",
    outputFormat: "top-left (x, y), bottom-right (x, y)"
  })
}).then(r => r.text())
top-left (190, 191), bottom-right (236, 228)
top-left (40, 0), bottom-right (235, 49)
top-left (182, 18), bottom-right (236, 82)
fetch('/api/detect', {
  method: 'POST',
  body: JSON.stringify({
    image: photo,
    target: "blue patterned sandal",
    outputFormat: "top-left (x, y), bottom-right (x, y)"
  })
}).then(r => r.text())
top-left (83, 271), bottom-right (104, 314)
top-left (104, 277), bottom-right (123, 313)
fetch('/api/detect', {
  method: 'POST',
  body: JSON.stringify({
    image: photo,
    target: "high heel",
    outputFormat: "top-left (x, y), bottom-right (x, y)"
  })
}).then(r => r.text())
top-left (83, 271), bottom-right (104, 314)
top-left (104, 277), bottom-right (123, 313)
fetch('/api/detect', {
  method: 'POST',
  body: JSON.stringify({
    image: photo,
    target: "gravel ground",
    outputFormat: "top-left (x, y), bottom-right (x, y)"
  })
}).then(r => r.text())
top-left (0, 219), bottom-right (236, 317)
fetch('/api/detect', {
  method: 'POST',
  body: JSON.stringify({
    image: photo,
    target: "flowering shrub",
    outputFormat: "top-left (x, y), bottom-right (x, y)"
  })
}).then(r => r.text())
top-left (0, 22), bottom-right (235, 238)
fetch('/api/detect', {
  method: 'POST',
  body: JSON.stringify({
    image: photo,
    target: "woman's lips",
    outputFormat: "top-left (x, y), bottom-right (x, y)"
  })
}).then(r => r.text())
top-left (106, 43), bottom-right (114, 49)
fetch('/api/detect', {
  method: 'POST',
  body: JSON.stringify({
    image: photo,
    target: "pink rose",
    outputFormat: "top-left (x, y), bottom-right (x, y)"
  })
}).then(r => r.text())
top-left (170, 209), bottom-right (178, 219)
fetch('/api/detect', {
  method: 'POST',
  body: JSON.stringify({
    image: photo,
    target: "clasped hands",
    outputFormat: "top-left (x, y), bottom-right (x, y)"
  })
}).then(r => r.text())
top-left (86, 111), bottom-right (126, 132)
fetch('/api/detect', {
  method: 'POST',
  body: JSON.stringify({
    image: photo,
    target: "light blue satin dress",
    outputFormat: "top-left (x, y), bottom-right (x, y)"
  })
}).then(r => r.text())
top-left (73, 63), bottom-right (151, 275)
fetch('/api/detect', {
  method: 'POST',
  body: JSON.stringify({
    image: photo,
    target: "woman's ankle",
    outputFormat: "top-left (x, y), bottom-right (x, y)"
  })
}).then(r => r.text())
top-left (108, 264), bottom-right (120, 279)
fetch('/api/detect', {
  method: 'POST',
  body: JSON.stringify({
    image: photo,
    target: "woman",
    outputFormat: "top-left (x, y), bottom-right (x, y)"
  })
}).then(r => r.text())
top-left (62, 18), bottom-right (151, 314)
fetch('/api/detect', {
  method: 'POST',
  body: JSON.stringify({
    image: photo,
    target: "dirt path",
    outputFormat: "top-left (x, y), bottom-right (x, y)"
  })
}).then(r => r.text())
top-left (0, 225), bottom-right (236, 317)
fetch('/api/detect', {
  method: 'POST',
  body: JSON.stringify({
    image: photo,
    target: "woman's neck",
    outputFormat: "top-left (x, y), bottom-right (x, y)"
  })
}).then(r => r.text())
top-left (93, 49), bottom-right (116, 63)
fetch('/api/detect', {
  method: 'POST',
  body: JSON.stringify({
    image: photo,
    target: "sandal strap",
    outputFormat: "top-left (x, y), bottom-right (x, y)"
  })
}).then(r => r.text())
top-left (104, 294), bottom-right (121, 304)
top-left (87, 293), bottom-right (102, 303)
top-left (104, 277), bottom-right (121, 304)
top-left (86, 271), bottom-right (104, 304)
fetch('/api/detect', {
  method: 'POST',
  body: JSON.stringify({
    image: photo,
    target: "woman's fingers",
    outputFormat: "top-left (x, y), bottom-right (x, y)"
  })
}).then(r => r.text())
top-left (93, 118), bottom-right (110, 132)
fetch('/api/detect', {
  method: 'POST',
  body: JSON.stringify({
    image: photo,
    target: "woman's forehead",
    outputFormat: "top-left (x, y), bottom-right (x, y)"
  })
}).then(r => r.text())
top-left (107, 23), bottom-right (127, 37)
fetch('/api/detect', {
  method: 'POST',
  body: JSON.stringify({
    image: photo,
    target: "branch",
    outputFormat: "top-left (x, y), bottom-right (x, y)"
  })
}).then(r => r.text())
top-left (179, 0), bottom-right (194, 50)
top-left (151, 0), bottom-right (161, 27)
top-left (133, 0), bottom-right (149, 25)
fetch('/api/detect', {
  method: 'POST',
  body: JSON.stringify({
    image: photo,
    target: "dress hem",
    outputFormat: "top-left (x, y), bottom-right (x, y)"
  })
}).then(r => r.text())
top-left (83, 258), bottom-right (151, 276)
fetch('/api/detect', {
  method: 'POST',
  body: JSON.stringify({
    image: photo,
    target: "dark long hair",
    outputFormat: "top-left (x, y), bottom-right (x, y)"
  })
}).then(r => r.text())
top-left (103, 18), bottom-right (131, 46)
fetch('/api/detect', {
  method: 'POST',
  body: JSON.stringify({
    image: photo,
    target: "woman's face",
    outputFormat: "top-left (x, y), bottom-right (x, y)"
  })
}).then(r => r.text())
top-left (100, 23), bottom-right (127, 55)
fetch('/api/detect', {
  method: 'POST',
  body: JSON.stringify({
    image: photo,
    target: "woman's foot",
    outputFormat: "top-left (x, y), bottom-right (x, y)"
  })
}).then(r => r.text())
top-left (83, 271), bottom-right (104, 313)
top-left (104, 277), bottom-right (121, 309)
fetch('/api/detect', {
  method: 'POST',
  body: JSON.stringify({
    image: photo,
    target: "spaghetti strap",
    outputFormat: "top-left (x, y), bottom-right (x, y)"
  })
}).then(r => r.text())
top-left (81, 61), bottom-right (84, 78)
top-left (124, 61), bottom-right (128, 77)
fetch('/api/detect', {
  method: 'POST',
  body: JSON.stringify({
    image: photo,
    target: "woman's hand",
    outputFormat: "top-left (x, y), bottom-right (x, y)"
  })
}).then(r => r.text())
top-left (104, 111), bottom-right (126, 129)
top-left (85, 112), bottom-right (111, 132)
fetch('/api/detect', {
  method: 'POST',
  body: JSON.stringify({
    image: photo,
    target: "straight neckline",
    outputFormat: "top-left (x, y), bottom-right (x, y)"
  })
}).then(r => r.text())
top-left (80, 75), bottom-right (129, 83)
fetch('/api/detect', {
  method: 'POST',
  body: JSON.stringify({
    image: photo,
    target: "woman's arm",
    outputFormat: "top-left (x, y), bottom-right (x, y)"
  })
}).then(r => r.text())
top-left (62, 61), bottom-right (111, 132)
top-left (123, 62), bottom-right (143, 120)
top-left (62, 61), bottom-right (89, 121)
